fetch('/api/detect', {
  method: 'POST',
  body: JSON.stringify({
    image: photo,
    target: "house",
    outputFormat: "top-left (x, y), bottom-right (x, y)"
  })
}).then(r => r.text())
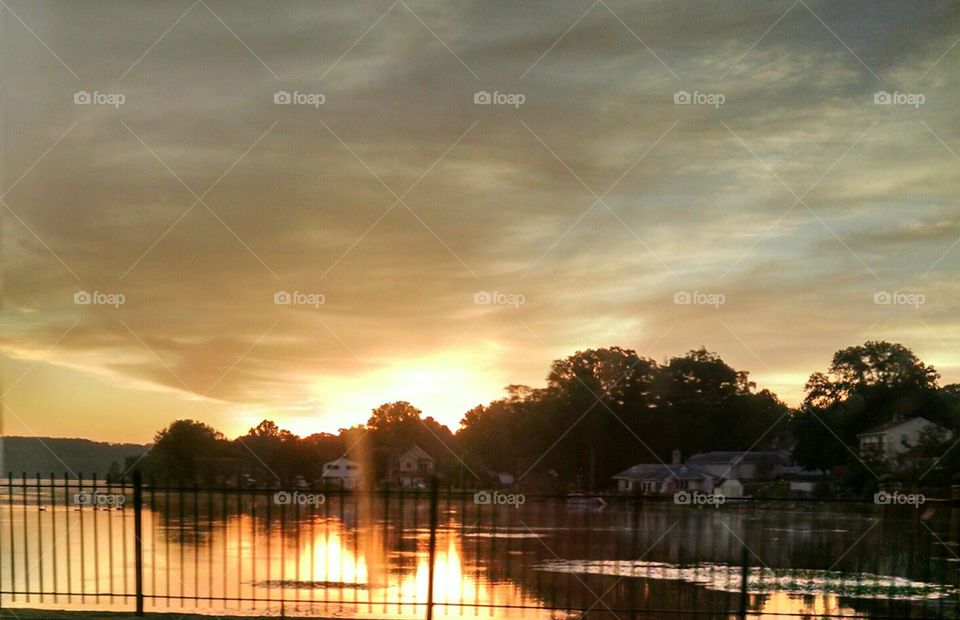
top-left (686, 451), bottom-right (786, 482)
top-left (395, 445), bottom-right (435, 488)
top-left (320, 456), bottom-right (361, 489)
top-left (612, 463), bottom-right (716, 495)
top-left (857, 417), bottom-right (953, 459)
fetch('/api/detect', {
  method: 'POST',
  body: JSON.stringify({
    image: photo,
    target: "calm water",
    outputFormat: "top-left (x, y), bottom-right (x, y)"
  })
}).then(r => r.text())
top-left (1, 484), bottom-right (958, 618)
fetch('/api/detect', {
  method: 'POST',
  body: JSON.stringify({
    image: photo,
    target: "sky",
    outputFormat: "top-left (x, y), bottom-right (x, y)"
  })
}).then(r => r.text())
top-left (1, 0), bottom-right (958, 443)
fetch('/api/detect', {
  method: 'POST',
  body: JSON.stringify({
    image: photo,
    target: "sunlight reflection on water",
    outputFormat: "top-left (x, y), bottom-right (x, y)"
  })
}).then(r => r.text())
top-left (1, 497), bottom-right (956, 618)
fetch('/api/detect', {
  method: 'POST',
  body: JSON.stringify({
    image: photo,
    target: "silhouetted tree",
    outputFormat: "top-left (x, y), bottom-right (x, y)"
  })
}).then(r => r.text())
top-left (365, 401), bottom-right (458, 483)
top-left (457, 346), bottom-right (789, 491)
top-left (792, 341), bottom-right (956, 483)
top-left (235, 419), bottom-right (306, 483)
top-left (151, 419), bottom-right (226, 480)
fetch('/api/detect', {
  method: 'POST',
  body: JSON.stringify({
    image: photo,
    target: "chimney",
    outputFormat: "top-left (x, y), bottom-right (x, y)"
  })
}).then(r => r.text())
top-left (671, 449), bottom-right (682, 465)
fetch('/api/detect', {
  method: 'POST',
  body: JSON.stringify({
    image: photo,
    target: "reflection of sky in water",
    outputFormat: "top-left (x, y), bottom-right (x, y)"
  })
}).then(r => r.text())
top-left (1, 503), bottom-right (956, 618)
top-left (262, 526), bottom-right (545, 617)
top-left (538, 559), bottom-right (955, 600)
top-left (0, 507), bottom-right (551, 617)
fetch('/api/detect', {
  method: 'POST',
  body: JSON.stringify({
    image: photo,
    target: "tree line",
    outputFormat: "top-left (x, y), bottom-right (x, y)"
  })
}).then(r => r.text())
top-left (135, 341), bottom-right (960, 494)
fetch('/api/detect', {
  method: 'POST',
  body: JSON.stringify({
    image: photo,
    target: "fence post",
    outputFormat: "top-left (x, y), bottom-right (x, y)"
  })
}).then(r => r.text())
top-left (133, 470), bottom-right (144, 616)
top-left (629, 489), bottom-right (641, 620)
top-left (426, 476), bottom-right (439, 620)
top-left (738, 544), bottom-right (748, 619)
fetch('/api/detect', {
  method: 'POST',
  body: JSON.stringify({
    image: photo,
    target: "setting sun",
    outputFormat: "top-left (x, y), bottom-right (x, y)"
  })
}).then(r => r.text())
top-left (305, 350), bottom-right (510, 433)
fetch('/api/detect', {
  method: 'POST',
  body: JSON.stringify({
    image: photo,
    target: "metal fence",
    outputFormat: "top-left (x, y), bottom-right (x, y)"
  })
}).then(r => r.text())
top-left (1, 472), bottom-right (958, 619)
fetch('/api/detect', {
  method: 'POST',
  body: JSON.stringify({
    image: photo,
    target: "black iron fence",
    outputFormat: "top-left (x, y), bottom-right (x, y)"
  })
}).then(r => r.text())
top-left (1, 472), bottom-right (959, 619)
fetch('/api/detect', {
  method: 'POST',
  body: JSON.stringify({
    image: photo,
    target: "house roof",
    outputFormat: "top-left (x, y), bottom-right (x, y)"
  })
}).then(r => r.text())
top-left (856, 416), bottom-right (942, 437)
top-left (613, 463), bottom-right (716, 481)
top-left (322, 456), bottom-right (359, 468)
top-left (780, 465), bottom-right (827, 479)
top-left (687, 451), bottom-right (785, 465)
top-left (400, 445), bottom-right (434, 462)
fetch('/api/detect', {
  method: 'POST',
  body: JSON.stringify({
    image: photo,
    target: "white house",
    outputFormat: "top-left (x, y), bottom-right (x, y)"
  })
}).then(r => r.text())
top-left (320, 456), bottom-right (361, 488)
top-left (612, 463), bottom-right (716, 495)
top-left (395, 445), bottom-right (435, 488)
top-left (857, 417), bottom-right (953, 459)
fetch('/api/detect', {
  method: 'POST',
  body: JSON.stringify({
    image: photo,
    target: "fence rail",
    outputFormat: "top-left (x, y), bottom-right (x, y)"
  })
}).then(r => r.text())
top-left (1, 472), bottom-right (958, 619)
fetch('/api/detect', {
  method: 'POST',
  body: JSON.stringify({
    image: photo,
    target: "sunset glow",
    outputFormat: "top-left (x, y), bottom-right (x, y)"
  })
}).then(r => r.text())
top-left (2, 5), bottom-right (958, 620)
top-left (2, 2), bottom-right (958, 442)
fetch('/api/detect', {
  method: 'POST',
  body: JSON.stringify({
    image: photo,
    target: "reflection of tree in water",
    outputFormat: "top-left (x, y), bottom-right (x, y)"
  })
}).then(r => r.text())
top-left (139, 491), bottom-right (958, 618)
top-left (447, 501), bottom-right (959, 619)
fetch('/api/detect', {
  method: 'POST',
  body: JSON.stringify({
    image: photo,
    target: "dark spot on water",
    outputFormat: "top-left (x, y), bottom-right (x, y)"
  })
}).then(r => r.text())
top-left (255, 579), bottom-right (367, 590)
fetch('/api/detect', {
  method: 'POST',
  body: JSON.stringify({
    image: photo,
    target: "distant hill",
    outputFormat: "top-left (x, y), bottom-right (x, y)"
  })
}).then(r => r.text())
top-left (0, 436), bottom-right (151, 477)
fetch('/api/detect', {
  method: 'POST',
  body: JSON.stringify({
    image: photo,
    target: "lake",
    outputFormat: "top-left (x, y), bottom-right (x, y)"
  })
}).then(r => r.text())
top-left (1, 482), bottom-right (957, 618)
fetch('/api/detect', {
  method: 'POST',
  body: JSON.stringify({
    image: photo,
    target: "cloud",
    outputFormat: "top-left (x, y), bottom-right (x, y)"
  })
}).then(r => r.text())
top-left (2, 0), bottom-right (959, 438)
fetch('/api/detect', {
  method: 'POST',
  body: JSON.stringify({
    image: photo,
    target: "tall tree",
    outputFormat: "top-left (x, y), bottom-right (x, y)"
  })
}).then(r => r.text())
top-left (366, 401), bottom-right (457, 482)
top-left (237, 419), bottom-right (301, 483)
top-left (546, 347), bottom-right (658, 488)
top-left (659, 348), bottom-right (786, 456)
top-left (793, 341), bottom-right (947, 473)
top-left (151, 419), bottom-right (225, 480)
